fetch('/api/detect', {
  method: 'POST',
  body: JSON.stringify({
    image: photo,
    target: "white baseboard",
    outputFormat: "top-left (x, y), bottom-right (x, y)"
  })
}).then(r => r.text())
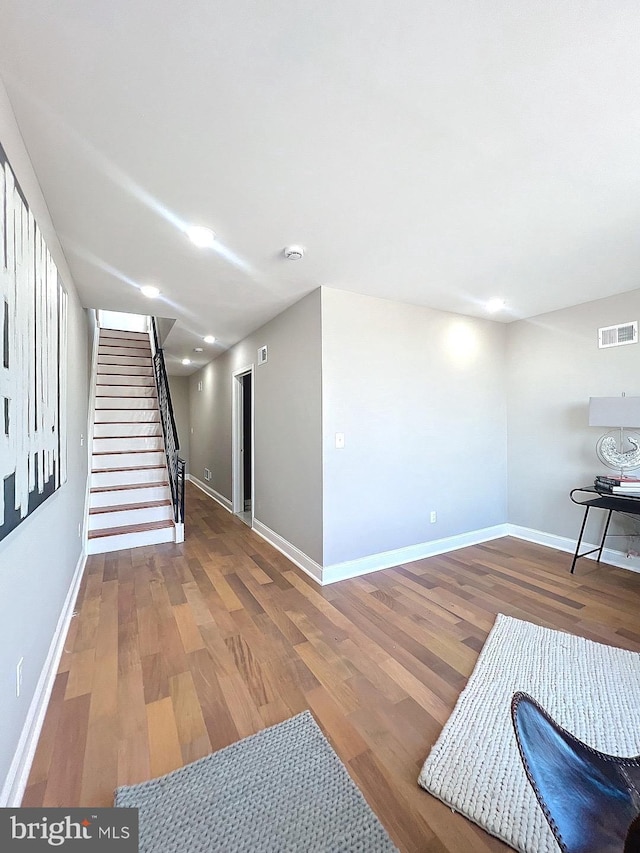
top-left (506, 524), bottom-right (640, 574)
top-left (186, 486), bottom-right (640, 586)
top-left (0, 548), bottom-right (87, 807)
top-left (188, 475), bottom-right (232, 512)
top-left (251, 522), bottom-right (510, 586)
top-left (322, 524), bottom-right (510, 585)
top-left (252, 520), bottom-right (323, 584)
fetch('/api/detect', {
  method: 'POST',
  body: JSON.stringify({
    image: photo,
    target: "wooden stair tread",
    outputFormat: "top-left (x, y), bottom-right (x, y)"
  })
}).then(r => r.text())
top-left (90, 499), bottom-right (172, 515)
top-left (91, 481), bottom-right (169, 493)
top-left (99, 333), bottom-right (149, 341)
top-left (88, 519), bottom-right (174, 539)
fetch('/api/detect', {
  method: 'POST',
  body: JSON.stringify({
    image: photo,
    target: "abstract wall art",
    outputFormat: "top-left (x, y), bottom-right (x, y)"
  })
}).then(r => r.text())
top-left (0, 142), bottom-right (68, 543)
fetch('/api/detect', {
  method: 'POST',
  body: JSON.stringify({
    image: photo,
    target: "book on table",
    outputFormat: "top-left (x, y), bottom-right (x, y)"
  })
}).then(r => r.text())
top-left (594, 480), bottom-right (640, 495)
top-left (595, 474), bottom-right (640, 485)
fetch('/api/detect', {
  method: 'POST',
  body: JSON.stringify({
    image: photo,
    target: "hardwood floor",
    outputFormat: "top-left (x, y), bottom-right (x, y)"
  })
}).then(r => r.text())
top-left (23, 482), bottom-right (640, 851)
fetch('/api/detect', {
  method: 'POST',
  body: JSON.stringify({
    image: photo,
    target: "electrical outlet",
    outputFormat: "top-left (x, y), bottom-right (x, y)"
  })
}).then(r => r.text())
top-left (430, 510), bottom-right (437, 523)
top-left (16, 657), bottom-right (23, 698)
top-left (335, 432), bottom-right (345, 449)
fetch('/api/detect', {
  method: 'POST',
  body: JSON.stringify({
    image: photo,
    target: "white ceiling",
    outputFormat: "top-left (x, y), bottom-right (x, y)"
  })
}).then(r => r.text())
top-left (2, 2), bottom-right (640, 374)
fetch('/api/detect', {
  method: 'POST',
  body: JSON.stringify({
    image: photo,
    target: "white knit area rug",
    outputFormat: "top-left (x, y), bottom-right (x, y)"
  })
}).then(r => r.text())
top-left (418, 614), bottom-right (640, 853)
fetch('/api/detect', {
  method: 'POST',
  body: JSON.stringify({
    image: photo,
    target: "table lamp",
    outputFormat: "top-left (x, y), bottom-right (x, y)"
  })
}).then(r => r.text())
top-left (588, 394), bottom-right (640, 474)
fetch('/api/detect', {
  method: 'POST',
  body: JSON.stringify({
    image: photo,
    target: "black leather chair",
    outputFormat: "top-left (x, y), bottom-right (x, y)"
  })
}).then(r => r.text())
top-left (511, 692), bottom-right (640, 853)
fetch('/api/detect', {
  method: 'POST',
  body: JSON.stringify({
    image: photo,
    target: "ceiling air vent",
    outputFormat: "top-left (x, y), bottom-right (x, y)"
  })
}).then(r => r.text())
top-left (258, 345), bottom-right (268, 365)
top-left (598, 321), bottom-right (638, 349)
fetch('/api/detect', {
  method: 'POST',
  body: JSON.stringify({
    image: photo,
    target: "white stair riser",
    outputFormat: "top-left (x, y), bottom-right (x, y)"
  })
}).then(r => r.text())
top-left (93, 436), bottom-right (164, 452)
top-left (97, 384), bottom-right (157, 397)
top-left (97, 363), bottom-right (153, 376)
top-left (95, 397), bottom-right (157, 410)
top-left (93, 450), bottom-right (166, 469)
top-left (93, 422), bottom-right (162, 437)
top-left (89, 504), bottom-right (173, 530)
top-left (98, 346), bottom-right (151, 359)
top-left (86, 525), bottom-right (175, 555)
top-left (94, 410), bottom-right (160, 423)
top-left (98, 355), bottom-right (151, 367)
top-left (96, 374), bottom-right (156, 387)
top-left (99, 337), bottom-right (151, 348)
top-left (92, 467), bottom-right (167, 487)
top-left (90, 484), bottom-right (171, 507)
top-left (100, 330), bottom-right (149, 343)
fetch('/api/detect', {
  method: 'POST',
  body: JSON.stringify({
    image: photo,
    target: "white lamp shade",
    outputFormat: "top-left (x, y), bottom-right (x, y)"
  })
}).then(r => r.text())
top-left (588, 396), bottom-right (640, 427)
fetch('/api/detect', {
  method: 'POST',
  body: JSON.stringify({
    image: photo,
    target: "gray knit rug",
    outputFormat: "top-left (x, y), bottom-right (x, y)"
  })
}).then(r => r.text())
top-left (418, 614), bottom-right (640, 853)
top-left (115, 710), bottom-right (397, 852)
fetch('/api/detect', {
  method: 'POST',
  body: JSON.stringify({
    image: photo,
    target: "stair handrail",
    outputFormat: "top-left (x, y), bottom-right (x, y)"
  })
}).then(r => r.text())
top-left (150, 317), bottom-right (185, 524)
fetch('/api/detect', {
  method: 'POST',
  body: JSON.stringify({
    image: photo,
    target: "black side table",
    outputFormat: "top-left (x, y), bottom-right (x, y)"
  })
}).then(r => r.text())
top-left (570, 487), bottom-right (640, 573)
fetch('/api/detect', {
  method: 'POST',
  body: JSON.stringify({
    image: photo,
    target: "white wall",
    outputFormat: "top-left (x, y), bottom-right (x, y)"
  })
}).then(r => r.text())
top-left (189, 289), bottom-right (323, 563)
top-left (168, 375), bottom-right (190, 473)
top-left (507, 289), bottom-right (640, 547)
top-left (0, 78), bottom-right (89, 801)
top-left (321, 288), bottom-right (508, 566)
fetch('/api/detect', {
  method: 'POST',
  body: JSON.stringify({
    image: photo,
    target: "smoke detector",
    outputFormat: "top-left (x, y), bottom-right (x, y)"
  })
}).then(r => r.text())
top-left (284, 245), bottom-right (305, 260)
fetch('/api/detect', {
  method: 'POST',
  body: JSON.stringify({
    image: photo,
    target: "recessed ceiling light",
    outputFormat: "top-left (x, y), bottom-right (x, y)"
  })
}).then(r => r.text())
top-left (187, 225), bottom-right (216, 248)
top-left (204, 335), bottom-right (216, 344)
top-left (140, 285), bottom-right (160, 298)
top-left (485, 298), bottom-right (506, 313)
top-left (181, 358), bottom-right (191, 365)
top-left (193, 347), bottom-right (203, 353)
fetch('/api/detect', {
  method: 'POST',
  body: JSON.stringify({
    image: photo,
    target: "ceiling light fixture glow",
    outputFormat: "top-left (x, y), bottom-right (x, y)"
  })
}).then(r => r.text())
top-left (204, 335), bottom-right (216, 344)
top-left (187, 225), bottom-right (216, 248)
top-left (485, 298), bottom-right (506, 313)
top-left (140, 285), bottom-right (160, 298)
top-left (181, 358), bottom-right (191, 365)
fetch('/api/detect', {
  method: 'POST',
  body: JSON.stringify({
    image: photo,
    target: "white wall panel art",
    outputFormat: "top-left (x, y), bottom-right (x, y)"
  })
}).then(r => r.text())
top-left (0, 143), bottom-right (68, 542)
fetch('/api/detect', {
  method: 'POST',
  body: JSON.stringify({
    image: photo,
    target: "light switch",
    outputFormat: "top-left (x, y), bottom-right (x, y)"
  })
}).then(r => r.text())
top-left (335, 432), bottom-right (345, 449)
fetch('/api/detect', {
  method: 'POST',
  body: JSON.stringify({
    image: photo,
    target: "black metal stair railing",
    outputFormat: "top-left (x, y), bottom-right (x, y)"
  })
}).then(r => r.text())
top-left (151, 318), bottom-right (186, 525)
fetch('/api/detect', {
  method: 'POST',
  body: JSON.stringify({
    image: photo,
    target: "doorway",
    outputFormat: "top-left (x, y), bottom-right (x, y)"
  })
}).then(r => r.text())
top-left (232, 365), bottom-right (254, 526)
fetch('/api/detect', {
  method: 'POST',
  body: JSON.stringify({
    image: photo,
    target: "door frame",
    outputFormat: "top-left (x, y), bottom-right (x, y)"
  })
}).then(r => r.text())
top-left (231, 364), bottom-right (255, 523)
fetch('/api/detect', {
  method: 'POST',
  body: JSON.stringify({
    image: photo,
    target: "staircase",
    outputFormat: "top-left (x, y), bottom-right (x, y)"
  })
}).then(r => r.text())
top-left (87, 327), bottom-right (177, 554)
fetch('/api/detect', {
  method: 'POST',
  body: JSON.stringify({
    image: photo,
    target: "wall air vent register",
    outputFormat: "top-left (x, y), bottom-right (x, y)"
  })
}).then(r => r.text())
top-left (598, 322), bottom-right (637, 349)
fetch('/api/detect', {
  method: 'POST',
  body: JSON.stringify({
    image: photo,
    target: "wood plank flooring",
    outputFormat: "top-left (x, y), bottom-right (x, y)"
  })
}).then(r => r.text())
top-left (23, 482), bottom-right (640, 851)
